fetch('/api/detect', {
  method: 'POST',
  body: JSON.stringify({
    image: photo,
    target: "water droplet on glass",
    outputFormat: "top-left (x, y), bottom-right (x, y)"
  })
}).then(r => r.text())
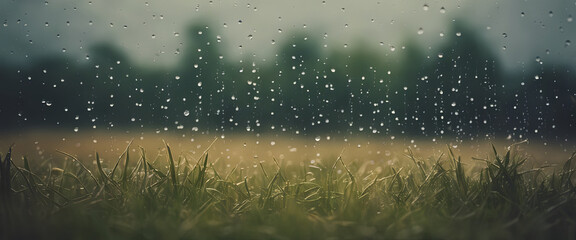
top-left (417, 28), bottom-right (424, 35)
top-left (183, 110), bottom-right (190, 117)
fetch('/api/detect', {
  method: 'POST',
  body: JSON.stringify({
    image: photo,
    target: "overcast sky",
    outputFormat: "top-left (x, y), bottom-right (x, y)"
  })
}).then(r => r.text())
top-left (1, 0), bottom-right (574, 71)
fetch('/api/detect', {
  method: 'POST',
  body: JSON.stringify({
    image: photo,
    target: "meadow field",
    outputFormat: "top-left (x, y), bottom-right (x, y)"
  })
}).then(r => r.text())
top-left (1, 130), bottom-right (575, 239)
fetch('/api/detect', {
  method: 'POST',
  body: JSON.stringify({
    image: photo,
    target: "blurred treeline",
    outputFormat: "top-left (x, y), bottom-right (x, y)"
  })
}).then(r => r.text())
top-left (1, 22), bottom-right (575, 139)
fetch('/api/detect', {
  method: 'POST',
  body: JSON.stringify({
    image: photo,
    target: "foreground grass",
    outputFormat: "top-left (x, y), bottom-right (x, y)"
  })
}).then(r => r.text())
top-left (1, 140), bottom-right (575, 240)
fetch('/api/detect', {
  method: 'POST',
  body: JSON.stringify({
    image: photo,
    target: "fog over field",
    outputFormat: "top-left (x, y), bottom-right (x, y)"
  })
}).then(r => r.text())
top-left (1, 0), bottom-right (575, 71)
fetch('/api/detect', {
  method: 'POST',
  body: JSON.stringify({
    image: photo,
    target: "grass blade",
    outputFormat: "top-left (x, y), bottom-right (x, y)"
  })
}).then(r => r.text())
top-left (122, 148), bottom-right (130, 187)
top-left (164, 141), bottom-right (178, 194)
top-left (56, 150), bottom-right (100, 188)
top-left (0, 145), bottom-right (13, 197)
top-left (110, 140), bottom-right (133, 181)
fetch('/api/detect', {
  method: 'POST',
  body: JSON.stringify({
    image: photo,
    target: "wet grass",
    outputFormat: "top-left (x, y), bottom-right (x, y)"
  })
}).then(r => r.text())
top-left (1, 140), bottom-right (575, 240)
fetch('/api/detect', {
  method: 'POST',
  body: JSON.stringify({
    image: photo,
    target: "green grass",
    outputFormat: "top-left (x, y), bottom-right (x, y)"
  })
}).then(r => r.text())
top-left (1, 141), bottom-right (575, 240)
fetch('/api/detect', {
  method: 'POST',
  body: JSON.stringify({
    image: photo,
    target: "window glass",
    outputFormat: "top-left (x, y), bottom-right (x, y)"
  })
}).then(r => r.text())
top-left (1, 0), bottom-right (574, 152)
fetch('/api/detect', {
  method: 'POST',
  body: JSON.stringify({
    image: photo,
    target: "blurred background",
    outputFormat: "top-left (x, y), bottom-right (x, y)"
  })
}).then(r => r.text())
top-left (1, 0), bottom-right (575, 143)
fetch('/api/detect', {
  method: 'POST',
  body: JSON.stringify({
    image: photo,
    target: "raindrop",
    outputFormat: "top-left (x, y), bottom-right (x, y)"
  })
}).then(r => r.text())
top-left (183, 110), bottom-right (190, 117)
top-left (423, 4), bottom-right (429, 11)
top-left (417, 28), bottom-right (424, 35)
top-left (315, 136), bottom-right (321, 142)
